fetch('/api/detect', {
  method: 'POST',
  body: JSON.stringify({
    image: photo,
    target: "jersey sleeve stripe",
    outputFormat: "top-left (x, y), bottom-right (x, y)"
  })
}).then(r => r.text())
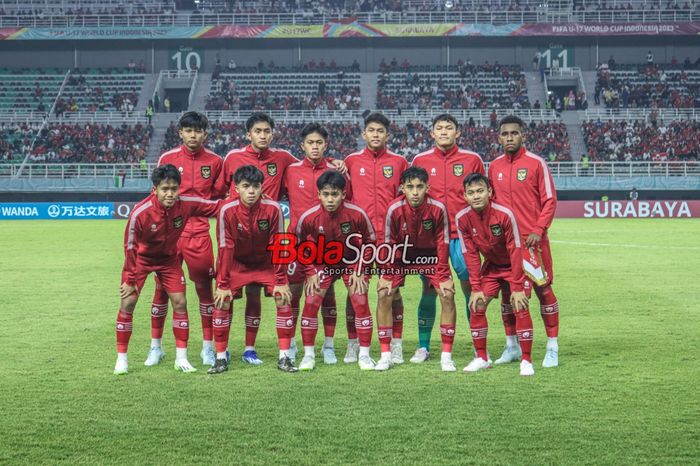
top-left (345, 202), bottom-right (376, 242)
top-left (127, 201), bottom-right (152, 250)
top-left (217, 200), bottom-right (239, 247)
top-left (526, 151), bottom-right (553, 199)
top-left (492, 203), bottom-right (522, 247)
top-left (296, 204), bottom-right (321, 237)
top-left (384, 199), bottom-right (406, 243)
top-left (427, 198), bottom-right (450, 244)
top-left (454, 206), bottom-right (472, 253)
top-left (261, 199), bottom-right (285, 233)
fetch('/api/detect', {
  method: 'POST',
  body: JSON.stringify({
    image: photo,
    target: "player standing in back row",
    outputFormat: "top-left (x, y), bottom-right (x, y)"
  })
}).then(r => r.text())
top-left (488, 115), bottom-right (560, 368)
top-left (147, 112), bottom-right (223, 368)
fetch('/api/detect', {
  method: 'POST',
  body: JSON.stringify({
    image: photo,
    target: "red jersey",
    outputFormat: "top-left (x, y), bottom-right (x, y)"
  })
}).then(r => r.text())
top-left (384, 194), bottom-right (450, 278)
top-left (215, 144), bottom-right (297, 200)
top-left (283, 156), bottom-right (353, 232)
top-left (344, 147), bottom-right (408, 241)
top-left (123, 194), bottom-right (220, 285)
top-left (296, 201), bottom-right (376, 275)
top-left (455, 202), bottom-right (525, 292)
top-left (158, 144), bottom-right (223, 237)
top-left (411, 144), bottom-right (485, 239)
top-left (215, 197), bottom-right (286, 290)
top-left (487, 146), bottom-right (557, 238)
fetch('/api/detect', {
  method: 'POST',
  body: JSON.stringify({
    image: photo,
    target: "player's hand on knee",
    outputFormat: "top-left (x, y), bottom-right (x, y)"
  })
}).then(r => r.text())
top-left (305, 275), bottom-right (320, 297)
top-left (439, 279), bottom-right (455, 298)
top-left (120, 282), bottom-right (137, 299)
top-left (510, 291), bottom-right (529, 311)
top-left (349, 273), bottom-right (367, 296)
top-left (214, 287), bottom-right (232, 309)
top-left (468, 291), bottom-right (485, 313)
top-left (273, 284), bottom-right (292, 305)
top-left (377, 278), bottom-right (393, 298)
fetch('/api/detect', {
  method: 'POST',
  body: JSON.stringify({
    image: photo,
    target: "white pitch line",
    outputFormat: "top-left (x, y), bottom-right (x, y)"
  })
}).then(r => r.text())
top-left (550, 240), bottom-right (700, 251)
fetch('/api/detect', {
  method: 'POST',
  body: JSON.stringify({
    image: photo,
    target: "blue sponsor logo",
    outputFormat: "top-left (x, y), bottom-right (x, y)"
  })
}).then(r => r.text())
top-left (0, 203), bottom-right (114, 220)
top-left (279, 201), bottom-right (290, 219)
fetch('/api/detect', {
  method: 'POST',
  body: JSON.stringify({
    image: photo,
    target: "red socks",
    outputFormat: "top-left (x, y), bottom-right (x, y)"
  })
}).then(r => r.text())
top-left (391, 297), bottom-right (404, 338)
top-left (350, 294), bottom-right (373, 348)
top-left (469, 307), bottom-right (488, 360)
top-left (212, 307), bottom-right (231, 354)
top-left (345, 295), bottom-right (357, 339)
top-left (378, 326), bottom-right (392, 352)
top-left (537, 286), bottom-right (559, 338)
top-left (515, 310), bottom-right (534, 362)
top-left (321, 291), bottom-right (337, 339)
top-left (172, 311), bottom-right (189, 349)
top-left (500, 302), bottom-right (516, 337)
top-left (300, 293), bottom-right (323, 347)
top-left (276, 304), bottom-right (294, 351)
top-left (116, 311), bottom-right (133, 353)
top-left (244, 288), bottom-right (262, 347)
top-left (440, 324), bottom-right (455, 353)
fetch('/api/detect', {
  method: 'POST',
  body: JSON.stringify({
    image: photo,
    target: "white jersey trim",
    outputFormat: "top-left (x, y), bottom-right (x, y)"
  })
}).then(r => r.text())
top-left (426, 198), bottom-right (450, 244)
top-left (491, 203), bottom-right (521, 247)
top-left (296, 204), bottom-right (322, 237)
top-left (261, 199), bottom-right (285, 233)
top-left (454, 206), bottom-right (473, 254)
top-left (217, 200), bottom-right (239, 247)
top-left (344, 201), bottom-right (376, 242)
top-left (384, 199), bottom-right (407, 243)
top-left (525, 151), bottom-right (553, 199)
top-left (127, 201), bottom-right (152, 250)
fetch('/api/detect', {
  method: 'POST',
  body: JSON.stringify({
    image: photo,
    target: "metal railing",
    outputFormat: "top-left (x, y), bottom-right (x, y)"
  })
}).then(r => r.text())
top-left (50, 112), bottom-right (149, 123)
top-left (3, 161), bottom-right (698, 179)
top-left (0, 9), bottom-right (697, 27)
top-left (583, 108), bottom-right (700, 122)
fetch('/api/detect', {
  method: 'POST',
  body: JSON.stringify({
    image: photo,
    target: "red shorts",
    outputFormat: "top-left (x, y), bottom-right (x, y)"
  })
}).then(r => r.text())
top-left (123, 259), bottom-right (186, 295)
top-left (383, 264), bottom-right (451, 290)
top-left (178, 234), bottom-right (215, 283)
top-left (317, 267), bottom-right (369, 290)
top-left (538, 236), bottom-right (554, 286)
top-left (228, 261), bottom-right (280, 299)
top-left (286, 260), bottom-right (307, 285)
top-left (479, 263), bottom-right (532, 300)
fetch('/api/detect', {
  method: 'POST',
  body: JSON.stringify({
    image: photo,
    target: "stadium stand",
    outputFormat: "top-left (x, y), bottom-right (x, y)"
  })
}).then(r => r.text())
top-left (29, 122), bottom-right (152, 163)
top-left (162, 121), bottom-right (361, 160)
top-left (206, 71), bottom-right (361, 111)
top-left (0, 122), bottom-right (41, 162)
top-left (0, 0), bottom-right (173, 15)
top-left (582, 119), bottom-right (700, 161)
top-left (377, 63), bottom-right (530, 110)
top-left (57, 69), bottom-right (144, 114)
top-left (595, 62), bottom-right (700, 109)
top-left (0, 68), bottom-right (65, 113)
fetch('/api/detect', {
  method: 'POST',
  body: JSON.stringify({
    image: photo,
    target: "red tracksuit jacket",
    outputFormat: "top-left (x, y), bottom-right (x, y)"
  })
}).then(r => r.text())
top-left (411, 144), bottom-right (485, 239)
top-left (158, 144), bottom-right (223, 237)
top-left (344, 147), bottom-right (408, 242)
top-left (283, 156), bottom-right (353, 232)
top-left (384, 194), bottom-right (450, 279)
top-left (215, 196), bottom-right (287, 290)
top-left (123, 194), bottom-right (220, 285)
top-left (296, 201), bottom-right (376, 276)
top-left (455, 202), bottom-right (525, 292)
top-left (215, 145), bottom-right (298, 200)
top-left (487, 146), bottom-right (557, 238)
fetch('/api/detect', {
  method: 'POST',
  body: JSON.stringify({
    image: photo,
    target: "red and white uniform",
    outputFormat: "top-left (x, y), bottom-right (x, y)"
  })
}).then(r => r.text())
top-left (158, 145), bottom-right (223, 282)
top-left (216, 197), bottom-right (287, 298)
top-left (455, 202), bottom-right (528, 298)
top-left (411, 144), bottom-right (485, 239)
top-left (296, 201), bottom-right (376, 288)
top-left (215, 145), bottom-right (297, 200)
top-left (382, 195), bottom-right (451, 289)
top-left (122, 194), bottom-right (220, 293)
top-left (488, 146), bottom-right (557, 284)
top-left (284, 156), bottom-right (353, 284)
top-left (344, 147), bottom-right (408, 242)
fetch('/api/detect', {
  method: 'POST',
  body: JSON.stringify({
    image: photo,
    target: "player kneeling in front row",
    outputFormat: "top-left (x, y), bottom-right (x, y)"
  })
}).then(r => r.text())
top-left (296, 171), bottom-right (377, 371)
top-left (377, 167), bottom-right (457, 371)
top-left (208, 165), bottom-right (297, 375)
top-left (456, 173), bottom-right (535, 376)
top-left (114, 164), bottom-right (221, 375)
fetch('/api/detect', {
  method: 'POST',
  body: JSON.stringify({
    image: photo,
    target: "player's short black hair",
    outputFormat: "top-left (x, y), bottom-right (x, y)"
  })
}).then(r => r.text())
top-left (152, 164), bottom-right (181, 186)
top-left (400, 166), bottom-right (428, 184)
top-left (498, 115), bottom-right (526, 132)
top-left (463, 172), bottom-right (490, 188)
top-left (317, 170), bottom-right (346, 191)
top-left (363, 112), bottom-right (390, 130)
top-left (233, 165), bottom-right (264, 185)
top-left (178, 111), bottom-right (209, 131)
top-left (245, 112), bottom-right (275, 131)
top-left (300, 122), bottom-right (328, 140)
top-left (431, 113), bottom-right (460, 129)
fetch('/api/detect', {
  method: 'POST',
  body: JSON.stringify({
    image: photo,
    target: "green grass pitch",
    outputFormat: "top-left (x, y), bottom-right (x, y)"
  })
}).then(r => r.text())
top-left (1, 219), bottom-right (698, 465)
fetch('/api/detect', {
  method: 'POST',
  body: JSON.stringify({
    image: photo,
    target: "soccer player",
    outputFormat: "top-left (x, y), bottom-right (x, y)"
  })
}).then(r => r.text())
top-left (488, 115), bottom-right (560, 368)
top-left (283, 123), bottom-right (353, 364)
top-left (147, 111), bottom-right (223, 368)
top-left (410, 113), bottom-right (485, 363)
top-left (344, 112), bottom-right (408, 364)
top-left (456, 173), bottom-right (535, 377)
top-left (214, 113), bottom-right (345, 365)
top-left (295, 171), bottom-right (377, 371)
top-left (208, 165), bottom-right (297, 374)
top-left (114, 164), bottom-right (220, 375)
top-left (377, 167), bottom-right (457, 372)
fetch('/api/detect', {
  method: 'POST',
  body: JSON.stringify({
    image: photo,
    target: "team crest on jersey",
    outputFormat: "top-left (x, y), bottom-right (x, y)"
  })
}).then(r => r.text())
top-left (200, 166), bottom-right (211, 179)
top-left (490, 224), bottom-right (503, 237)
top-left (257, 219), bottom-right (270, 231)
top-left (340, 222), bottom-right (352, 234)
top-left (453, 164), bottom-right (464, 176)
top-left (422, 219), bottom-right (434, 230)
top-left (383, 166), bottom-right (393, 179)
top-left (173, 216), bottom-right (184, 229)
top-left (517, 168), bottom-right (528, 181)
top-left (266, 163), bottom-right (278, 177)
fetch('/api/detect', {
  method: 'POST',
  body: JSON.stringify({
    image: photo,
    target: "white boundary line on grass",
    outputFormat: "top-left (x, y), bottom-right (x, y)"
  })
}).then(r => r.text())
top-left (550, 240), bottom-right (700, 251)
